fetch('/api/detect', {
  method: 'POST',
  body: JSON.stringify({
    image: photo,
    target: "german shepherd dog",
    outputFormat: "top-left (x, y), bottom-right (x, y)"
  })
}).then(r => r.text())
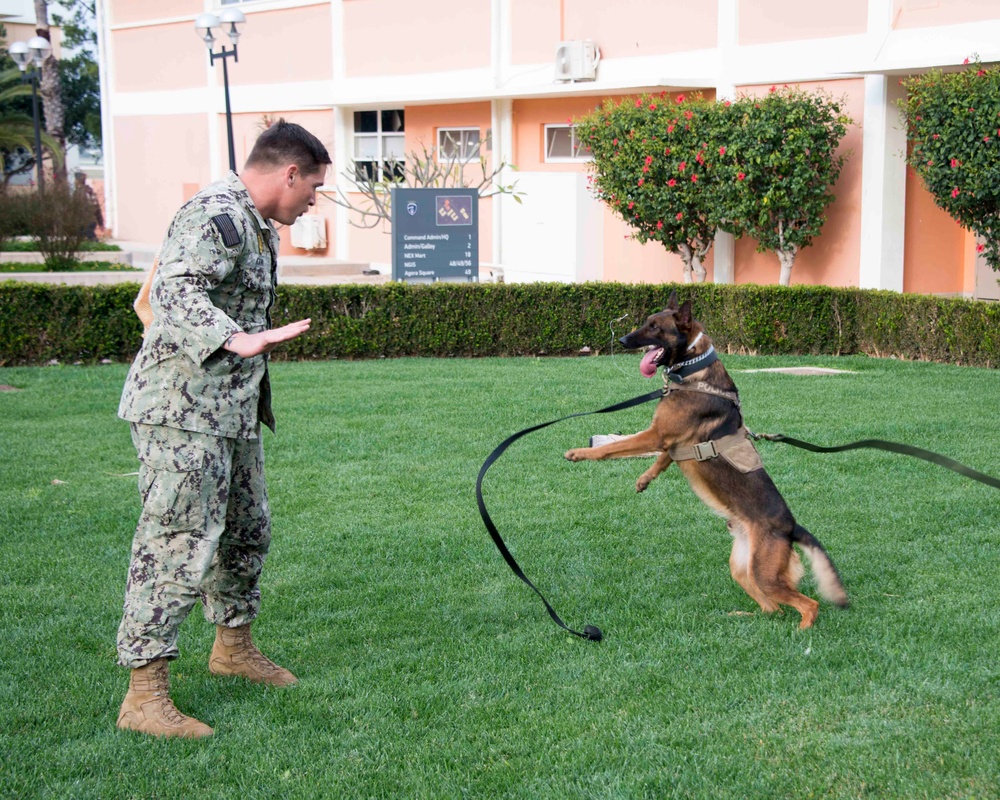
top-left (564, 292), bottom-right (848, 628)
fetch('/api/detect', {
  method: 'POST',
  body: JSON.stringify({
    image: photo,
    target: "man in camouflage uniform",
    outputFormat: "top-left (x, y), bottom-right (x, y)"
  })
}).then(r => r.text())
top-left (116, 120), bottom-right (330, 738)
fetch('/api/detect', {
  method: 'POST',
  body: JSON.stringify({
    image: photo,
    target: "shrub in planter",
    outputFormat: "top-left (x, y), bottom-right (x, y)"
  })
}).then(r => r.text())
top-left (901, 60), bottom-right (1000, 273)
top-left (21, 184), bottom-right (96, 270)
top-left (713, 87), bottom-right (852, 286)
top-left (0, 188), bottom-right (26, 253)
top-left (576, 93), bottom-right (726, 284)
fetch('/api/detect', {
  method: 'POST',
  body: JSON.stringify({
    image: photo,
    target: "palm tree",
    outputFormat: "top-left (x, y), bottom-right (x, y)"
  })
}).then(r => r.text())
top-left (0, 65), bottom-right (61, 180)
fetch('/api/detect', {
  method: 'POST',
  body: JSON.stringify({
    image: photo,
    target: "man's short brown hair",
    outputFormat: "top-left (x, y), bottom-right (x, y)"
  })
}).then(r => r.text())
top-left (245, 119), bottom-right (331, 176)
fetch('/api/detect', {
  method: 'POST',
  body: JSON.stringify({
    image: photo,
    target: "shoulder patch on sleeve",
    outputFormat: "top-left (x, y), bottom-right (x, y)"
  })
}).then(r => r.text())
top-left (210, 214), bottom-right (242, 248)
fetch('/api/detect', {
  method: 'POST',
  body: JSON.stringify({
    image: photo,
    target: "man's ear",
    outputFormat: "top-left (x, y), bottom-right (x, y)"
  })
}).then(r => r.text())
top-left (285, 164), bottom-right (299, 187)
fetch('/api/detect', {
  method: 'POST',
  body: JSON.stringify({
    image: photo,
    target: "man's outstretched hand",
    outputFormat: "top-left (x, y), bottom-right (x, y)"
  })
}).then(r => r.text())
top-left (224, 319), bottom-right (312, 357)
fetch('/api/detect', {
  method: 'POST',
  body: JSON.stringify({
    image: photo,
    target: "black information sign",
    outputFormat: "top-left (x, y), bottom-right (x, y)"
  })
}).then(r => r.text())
top-left (391, 187), bottom-right (479, 282)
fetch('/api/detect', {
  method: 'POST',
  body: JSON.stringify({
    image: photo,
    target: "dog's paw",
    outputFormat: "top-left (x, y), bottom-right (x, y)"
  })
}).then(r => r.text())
top-left (635, 476), bottom-right (650, 493)
top-left (564, 449), bottom-right (588, 462)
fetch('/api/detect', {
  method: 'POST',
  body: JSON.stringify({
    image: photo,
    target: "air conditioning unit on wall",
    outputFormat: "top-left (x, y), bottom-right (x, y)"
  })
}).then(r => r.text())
top-left (290, 215), bottom-right (327, 250)
top-left (554, 40), bottom-right (600, 82)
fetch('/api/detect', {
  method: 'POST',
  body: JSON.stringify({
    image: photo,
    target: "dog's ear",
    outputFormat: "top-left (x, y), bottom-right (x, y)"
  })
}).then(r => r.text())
top-left (665, 290), bottom-right (679, 313)
top-left (676, 299), bottom-right (693, 330)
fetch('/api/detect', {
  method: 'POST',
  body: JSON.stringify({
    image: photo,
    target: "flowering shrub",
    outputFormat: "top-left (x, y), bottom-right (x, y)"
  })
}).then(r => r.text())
top-left (575, 93), bottom-right (727, 283)
top-left (578, 88), bottom-right (850, 285)
top-left (712, 87), bottom-right (850, 286)
top-left (901, 60), bottom-right (1000, 271)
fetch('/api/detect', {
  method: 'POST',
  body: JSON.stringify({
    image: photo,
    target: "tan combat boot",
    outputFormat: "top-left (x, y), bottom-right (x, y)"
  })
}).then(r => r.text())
top-left (116, 659), bottom-right (213, 738)
top-left (209, 624), bottom-right (298, 686)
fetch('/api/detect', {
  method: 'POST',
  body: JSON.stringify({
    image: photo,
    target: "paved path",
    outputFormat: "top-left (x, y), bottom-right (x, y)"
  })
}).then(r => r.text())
top-left (1, 240), bottom-right (391, 286)
top-left (1, 240), bottom-right (505, 285)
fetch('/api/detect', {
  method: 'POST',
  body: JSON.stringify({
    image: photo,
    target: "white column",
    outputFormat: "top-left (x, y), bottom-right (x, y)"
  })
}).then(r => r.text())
top-left (858, 73), bottom-right (906, 291)
top-left (95, 0), bottom-right (117, 236)
top-left (491, 0), bottom-right (512, 272)
top-left (332, 107), bottom-right (351, 261)
top-left (713, 0), bottom-right (738, 284)
top-left (330, 0), bottom-right (350, 261)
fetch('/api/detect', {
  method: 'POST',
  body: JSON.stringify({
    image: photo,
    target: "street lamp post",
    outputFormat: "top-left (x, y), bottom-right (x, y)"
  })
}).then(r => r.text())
top-left (8, 37), bottom-right (52, 190)
top-left (195, 11), bottom-right (247, 174)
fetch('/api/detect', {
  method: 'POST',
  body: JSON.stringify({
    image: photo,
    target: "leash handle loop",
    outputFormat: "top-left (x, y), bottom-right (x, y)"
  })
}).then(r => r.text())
top-left (476, 388), bottom-right (664, 642)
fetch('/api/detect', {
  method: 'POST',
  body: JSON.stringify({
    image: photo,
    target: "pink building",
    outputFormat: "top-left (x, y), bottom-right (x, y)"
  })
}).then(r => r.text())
top-left (95, 0), bottom-right (1000, 298)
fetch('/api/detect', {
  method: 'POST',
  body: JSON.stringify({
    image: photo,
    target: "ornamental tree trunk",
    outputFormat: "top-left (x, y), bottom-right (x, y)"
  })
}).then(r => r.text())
top-left (34, 0), bottom-right (67, 184)
top-left (777, 246), bottom-right (798, 286)
top-left (677, 242), bottom-right (709, 284)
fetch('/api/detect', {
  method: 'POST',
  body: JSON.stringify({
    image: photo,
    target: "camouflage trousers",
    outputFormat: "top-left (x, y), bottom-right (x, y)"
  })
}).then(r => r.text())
top-left (117, 423), bottom-right (271, 668)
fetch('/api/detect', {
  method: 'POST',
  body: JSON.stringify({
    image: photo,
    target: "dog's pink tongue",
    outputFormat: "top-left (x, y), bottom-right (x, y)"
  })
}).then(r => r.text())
top-left (640, 348), bottom-right (663, 378)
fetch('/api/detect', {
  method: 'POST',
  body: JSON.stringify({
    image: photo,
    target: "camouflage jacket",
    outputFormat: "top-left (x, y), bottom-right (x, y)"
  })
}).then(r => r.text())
top-left (119, 172), bottom-right (280, 439)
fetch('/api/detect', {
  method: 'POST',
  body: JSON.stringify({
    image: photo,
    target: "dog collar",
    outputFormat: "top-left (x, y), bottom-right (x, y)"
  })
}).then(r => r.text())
top-left (665, 345), bottom-right (718, 384)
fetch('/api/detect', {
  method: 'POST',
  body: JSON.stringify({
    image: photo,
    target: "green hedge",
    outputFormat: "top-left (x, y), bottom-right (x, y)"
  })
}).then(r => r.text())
top-left (1, 280), bottom-right (998, 367)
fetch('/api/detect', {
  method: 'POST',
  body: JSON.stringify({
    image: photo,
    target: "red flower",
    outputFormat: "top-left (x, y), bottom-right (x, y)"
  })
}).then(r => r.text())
top-left (951, 187), bottom-right (960, 198)
top-left (932, 134), bottom-right (940, 139)
top-left (769, 85), bottom-right (777, 93)
top-left (978, 69), bottom-right (986, 77)
top-left (684, 110), bottom-right (694, 120)
top-left (664, 148), bottom-right (671, 155)
top-left (675, 94), bottom-right (685, 104)
top-left (635, 98), bottom-right (643, 108)
top-left (964, 57), bottom-right (970, 64)
top-left (675, 212), bottom-right (683, 220)
top-left (613, 138), bottom-right (618, 146)
top-left (737, 172), bottom-right (746, 181)
top-left (951, 158), bottom-right (960, 168)
top-left (977, 243), bottom-right (985, 253)
top-left (628, 201), bottom-right (634, 209)
top-left (723, 100), bottom-right (731, 107)
top-left (642, 165), bottom-right (650, 173)
top-left (691, 174), bottom-right (698, 183)
top-left (649, 103), bottom-right (657, 110)
top-left (667, 179), bottom-right (677, 187)
top-left (719, 146), bottom-right (727, 156)
top-left (638, 178), bottom-right (645, 186)
top-left (644, 155), bottom-right (653, 165)
top-left (678, 161), bottom-right (686, 172)
top-left (656, 221), bottom-right (664, 230)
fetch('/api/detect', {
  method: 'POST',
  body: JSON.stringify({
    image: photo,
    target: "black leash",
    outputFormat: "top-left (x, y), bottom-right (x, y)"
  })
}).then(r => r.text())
top-left (752, 433), bottom-right (1000, 490)
top-left (476, 388), bottom-right (664, 642)
top-left (478, 386), bottom-right (1000, 643)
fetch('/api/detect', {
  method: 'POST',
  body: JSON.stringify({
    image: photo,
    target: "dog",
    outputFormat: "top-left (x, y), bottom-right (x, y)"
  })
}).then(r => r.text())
top-left (564, 292), bottom-right (848, 628)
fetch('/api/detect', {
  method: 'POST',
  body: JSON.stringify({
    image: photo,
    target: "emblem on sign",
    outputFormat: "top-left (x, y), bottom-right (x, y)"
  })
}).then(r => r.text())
top-left (406, 201), bottom-right (418, 216)
top-left (435, 195), bottom-right (474, 226)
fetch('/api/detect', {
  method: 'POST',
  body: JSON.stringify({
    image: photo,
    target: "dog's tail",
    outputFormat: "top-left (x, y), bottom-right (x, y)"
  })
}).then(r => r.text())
top-left (791, 524), bottom-right (849, 607)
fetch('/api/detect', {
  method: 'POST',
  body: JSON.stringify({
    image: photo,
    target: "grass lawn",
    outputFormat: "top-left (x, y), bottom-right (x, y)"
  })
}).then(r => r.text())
top-left (1, 354), bottom-right (998, 799)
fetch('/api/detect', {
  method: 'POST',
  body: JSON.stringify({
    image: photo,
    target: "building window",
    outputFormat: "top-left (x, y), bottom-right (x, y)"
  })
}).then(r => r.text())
top-left (354, 109), bottom-right (405, 183)
top-left (544, 124), bottom-right (592, 162)
top-left (438, 128), bottom-right (482, 161)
